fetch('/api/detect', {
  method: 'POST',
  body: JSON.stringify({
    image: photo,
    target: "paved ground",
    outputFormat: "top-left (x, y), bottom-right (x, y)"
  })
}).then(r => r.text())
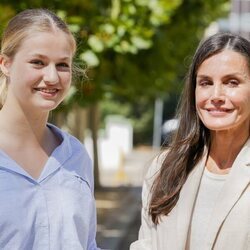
top-left (95, 187), bottom-right (141, 250)
top-left (95, 147), bottom-right (160, 250)
top-left (99, 146), bottom-right (160, 187)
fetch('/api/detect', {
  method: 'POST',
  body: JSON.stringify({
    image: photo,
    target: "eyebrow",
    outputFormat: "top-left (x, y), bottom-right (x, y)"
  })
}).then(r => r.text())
top-left (29, 53), bottom-right (71, 61)
top-left (197, 73), bottom-right (244, 78)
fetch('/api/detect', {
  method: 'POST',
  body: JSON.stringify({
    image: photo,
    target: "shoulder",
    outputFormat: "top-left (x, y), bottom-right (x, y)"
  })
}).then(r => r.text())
top-left (49, 124), bottom-right (94, 190)
top-left (145, 150), bottom-right (167, 184)
top-left (49, 123), bottom-right (90, 160)
top-left (142, 150), bottom-right (167, 204)
top-left (64, 130), bottom-right (93, 173)
top-left (66, 134), bottom-right (94, 191)
top-left (66, 131), bottom-right (90, 157)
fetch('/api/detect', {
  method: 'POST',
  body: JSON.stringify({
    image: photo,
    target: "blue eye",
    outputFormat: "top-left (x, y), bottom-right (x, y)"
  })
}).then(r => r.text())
top-left (57, 63), bottom-right (69, 68)
top-left (56, 63), bottom-right (71, 72)
top-left (30, 60), bottom-right (44, 66)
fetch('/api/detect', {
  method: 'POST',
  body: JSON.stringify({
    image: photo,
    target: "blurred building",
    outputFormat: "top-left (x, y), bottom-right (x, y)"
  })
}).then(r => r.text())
top-left (230, 0), bottom-right (250, 39)
top-left (205, 0), bottom-right (250, 38)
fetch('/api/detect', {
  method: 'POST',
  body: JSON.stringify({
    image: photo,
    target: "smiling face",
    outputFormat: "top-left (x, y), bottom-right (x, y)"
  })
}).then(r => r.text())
top-left (0, 30), bottom-right (73, 113)
top-left (195, 50), bottom-right (250, 134)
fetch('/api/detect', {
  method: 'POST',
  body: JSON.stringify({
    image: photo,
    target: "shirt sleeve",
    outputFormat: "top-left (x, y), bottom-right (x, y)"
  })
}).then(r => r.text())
top-left (80, 145), bottom-right (100, 250)
top-left (87, 191), bottom-right (101, 250)
top-left (67, 134), bottom-right (101, 250)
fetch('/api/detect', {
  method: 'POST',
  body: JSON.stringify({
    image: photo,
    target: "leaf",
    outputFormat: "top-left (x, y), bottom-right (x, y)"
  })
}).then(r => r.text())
top-left (80, 50), bottom-right (100, 67)
top-left (69, 24), bottom-right (81, 33)
top-left (111, 0), bottom-right (120, 20)
top-left (131, 36), bottom-right (152, 49)
top-left (135, 0), bottom-right (149, 7)
top-left (100, 23), bottom-right (115, 34)
top-left (88, 35), bottom-right (104, 52)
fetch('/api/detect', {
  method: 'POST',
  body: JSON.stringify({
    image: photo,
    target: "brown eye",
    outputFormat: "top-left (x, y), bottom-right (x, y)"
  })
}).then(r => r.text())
top-left (198, 80), bottom-right (212, 86)
top-left (227, 79), bottom-right (239, 87)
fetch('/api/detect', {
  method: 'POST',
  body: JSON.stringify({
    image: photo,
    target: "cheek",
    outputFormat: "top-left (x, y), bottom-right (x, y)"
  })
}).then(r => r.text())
top-left (61, 73), bottom-right (72, 87)
top-left (225, 88), bottom-right (242, 99)
top-left (195, 89), bottom-right (207, 108)
top-left (10, 66), bottom-right (39, 85)
top-left (226, 89), bottom-right (250, 109)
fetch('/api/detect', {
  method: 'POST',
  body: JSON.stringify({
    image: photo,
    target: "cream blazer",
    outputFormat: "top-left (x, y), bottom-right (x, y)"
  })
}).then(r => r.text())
top-left (130, 140), bottom-right (250, 250)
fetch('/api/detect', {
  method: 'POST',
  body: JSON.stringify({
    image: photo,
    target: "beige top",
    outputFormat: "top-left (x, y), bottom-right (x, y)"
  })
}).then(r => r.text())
top-left (130, 139), bottom-right (250, 250)
top-left (187, 168), bottom-right (228, 250)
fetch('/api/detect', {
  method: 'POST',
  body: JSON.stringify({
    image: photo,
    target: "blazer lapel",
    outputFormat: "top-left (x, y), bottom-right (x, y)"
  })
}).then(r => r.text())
top-left (176, 150), bottom-right (207, 250)
top-left (204, 140), bottom-right (250, 249)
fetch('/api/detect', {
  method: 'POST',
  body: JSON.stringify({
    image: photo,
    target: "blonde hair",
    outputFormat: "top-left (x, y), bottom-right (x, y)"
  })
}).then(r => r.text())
top-left (0, 8), bottom-right (76, 108)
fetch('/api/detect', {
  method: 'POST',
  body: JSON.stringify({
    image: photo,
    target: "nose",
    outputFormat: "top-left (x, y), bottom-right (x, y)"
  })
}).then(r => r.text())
top-left (43, 64), bottom-right (59, 84)
top-left (210, 83), bottom-right (225, 103)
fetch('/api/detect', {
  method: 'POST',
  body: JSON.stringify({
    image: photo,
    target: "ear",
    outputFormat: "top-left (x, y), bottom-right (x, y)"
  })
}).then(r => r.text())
top-left (0, 55), bottom-right (11, 76)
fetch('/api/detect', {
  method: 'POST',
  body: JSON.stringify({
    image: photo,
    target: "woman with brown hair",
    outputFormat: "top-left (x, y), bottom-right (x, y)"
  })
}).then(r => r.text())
top-left (130, 32), bottom-right (250, 250)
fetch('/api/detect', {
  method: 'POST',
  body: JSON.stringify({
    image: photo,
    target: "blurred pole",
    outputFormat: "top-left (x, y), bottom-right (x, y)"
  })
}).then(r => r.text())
top-left (152, 97), bottom-right (163, 148)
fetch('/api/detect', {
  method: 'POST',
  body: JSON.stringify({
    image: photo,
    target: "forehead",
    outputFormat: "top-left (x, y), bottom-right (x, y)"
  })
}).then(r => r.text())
top-left (197, 50), bottom-right (249, 75)
top-left (17, 31), bottom-right (74, 59)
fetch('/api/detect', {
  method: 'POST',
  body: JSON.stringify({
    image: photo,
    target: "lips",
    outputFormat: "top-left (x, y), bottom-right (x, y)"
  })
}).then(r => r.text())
top-left (205, 107), bottom-right (234, 117)
top-left (34, 88), bottom-right (59, 93)
top-left (206, 108), bottom-right (233, 113)
top-left (207, 108), bottom-right (232, 112)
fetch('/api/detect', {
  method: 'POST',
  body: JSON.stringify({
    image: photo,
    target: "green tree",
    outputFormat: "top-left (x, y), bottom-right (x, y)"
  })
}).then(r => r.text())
top-left (0, 0), bottom-right (229, 187)
top-left (96, 0), bottom-right (229, 146)
top-left (0, 0), bottom-right (230, 101)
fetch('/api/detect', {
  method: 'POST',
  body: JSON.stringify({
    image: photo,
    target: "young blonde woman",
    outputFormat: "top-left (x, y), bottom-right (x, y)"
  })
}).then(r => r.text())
top-left (131, 33), bottom-right (250, 250)
top-left (0, 9), bottom-right (99, 250)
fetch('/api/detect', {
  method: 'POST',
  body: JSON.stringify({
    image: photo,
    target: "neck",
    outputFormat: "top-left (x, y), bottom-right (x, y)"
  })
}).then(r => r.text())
top-left (0, 104), bottom-right (49, 144)
top-left (207, 128), bottom-right (249, 174)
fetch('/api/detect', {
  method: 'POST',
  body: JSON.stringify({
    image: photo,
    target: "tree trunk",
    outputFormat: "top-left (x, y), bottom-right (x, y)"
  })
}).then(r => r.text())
top-left (68, 105), bottom-right (88, 142)
top-left (49, 111), bottom-right (65, 128)
top-left (89, 102), bottom-right (101, 189)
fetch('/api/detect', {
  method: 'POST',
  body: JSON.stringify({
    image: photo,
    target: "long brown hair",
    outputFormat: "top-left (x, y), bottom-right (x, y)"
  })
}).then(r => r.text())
top-left (149, 32), bottom-right (250, 224)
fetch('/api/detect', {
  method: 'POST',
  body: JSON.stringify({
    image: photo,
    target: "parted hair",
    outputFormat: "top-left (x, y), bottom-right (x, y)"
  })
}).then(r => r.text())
top-left (149, 32), bottom-right (250, 224)
top-left (0, 8), bottom-right (76, 107)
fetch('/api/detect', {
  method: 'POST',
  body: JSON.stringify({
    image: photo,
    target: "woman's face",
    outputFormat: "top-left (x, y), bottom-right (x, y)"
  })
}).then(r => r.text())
top-left (1, 30), bottom-right (73, 112)
top-left (195, 50), bottom-right (250, 133)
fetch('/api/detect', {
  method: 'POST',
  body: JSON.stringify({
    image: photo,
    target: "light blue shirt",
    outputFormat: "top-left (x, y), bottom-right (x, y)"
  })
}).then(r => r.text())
top-left (0, 124), bottom-right (99, 250)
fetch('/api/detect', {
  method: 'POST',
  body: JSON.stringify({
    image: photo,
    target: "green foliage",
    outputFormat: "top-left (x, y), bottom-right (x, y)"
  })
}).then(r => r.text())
top-left (0, 4), bottom-right (15, 36)
top-left (0, 0), bottom-right (183, 104)
top-left (0, 0), bottom-right (229, 144)
top-left (0, 0), bottom-right (229, 103)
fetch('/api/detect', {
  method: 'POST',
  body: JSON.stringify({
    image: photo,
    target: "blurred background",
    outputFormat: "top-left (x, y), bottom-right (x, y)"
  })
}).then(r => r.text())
top-left (0, 0), bottom-right (248, 249)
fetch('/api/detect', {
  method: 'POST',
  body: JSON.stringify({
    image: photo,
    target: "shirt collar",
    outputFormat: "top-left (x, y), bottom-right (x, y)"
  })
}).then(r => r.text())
top-left (0, 123), bottom-right (73, 184)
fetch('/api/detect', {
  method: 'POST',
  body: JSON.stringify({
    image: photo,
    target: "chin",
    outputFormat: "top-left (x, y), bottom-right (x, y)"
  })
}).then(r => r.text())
top-left (204, 122), bottom-right (239, 132)
top-left (35, 102), bottom-right (61, 112)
